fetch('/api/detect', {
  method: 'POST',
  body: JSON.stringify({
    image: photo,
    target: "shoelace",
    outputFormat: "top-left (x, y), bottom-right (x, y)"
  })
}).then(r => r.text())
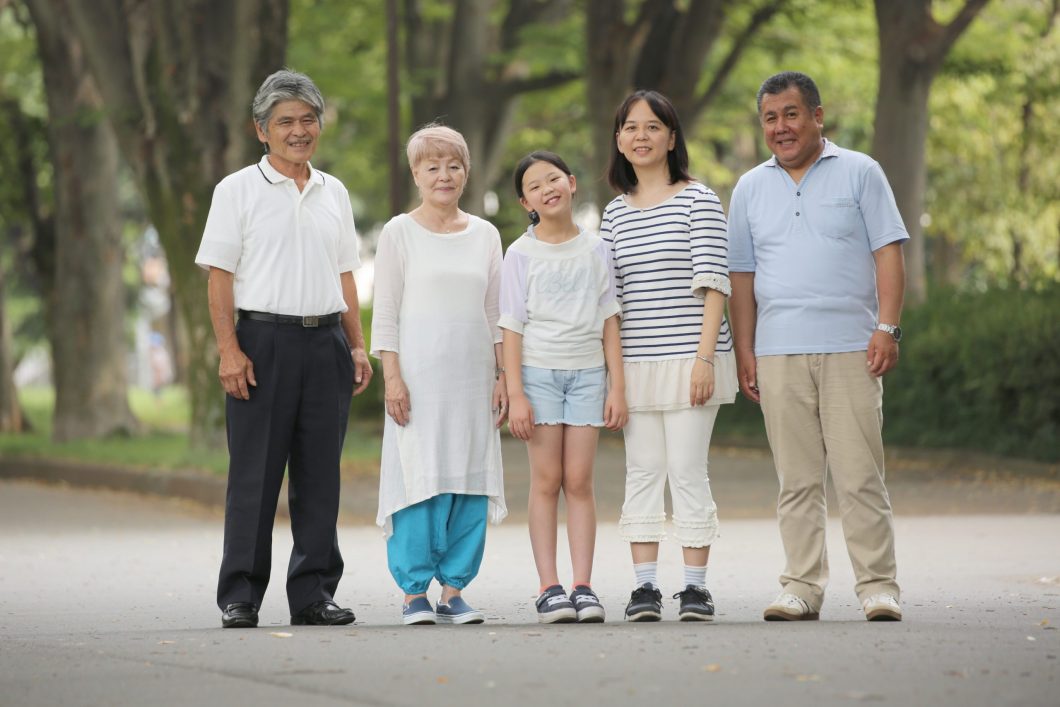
top-left (542, 593), bottom-right (570, 607)
top-left (673, 587), bottom-right (711, 602)
top-left (631, 586), bottom-right (661, 603)
top-left (572, 593), bottom-right (600, 605)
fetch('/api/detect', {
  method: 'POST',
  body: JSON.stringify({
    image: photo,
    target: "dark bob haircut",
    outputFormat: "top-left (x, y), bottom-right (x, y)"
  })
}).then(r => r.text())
top-left (607, 90), bottom-right (691, 194)
top-left (513, 150), bottom-right (574, 199)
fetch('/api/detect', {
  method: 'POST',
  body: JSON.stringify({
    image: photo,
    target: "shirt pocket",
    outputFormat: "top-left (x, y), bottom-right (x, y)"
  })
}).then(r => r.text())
top-left (816, 197), bottom-right (861, 239)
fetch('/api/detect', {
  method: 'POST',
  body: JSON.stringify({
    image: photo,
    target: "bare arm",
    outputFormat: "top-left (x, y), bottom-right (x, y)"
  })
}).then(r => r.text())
top-left (380, 350), bottom-right (409, 426)
top-left (492, 342), bottom-right (508, 429)
top-left (207, 267), bottom-right (255, 400)
top-left (729, 272), bottom-right (759, 403)
top-left (502, 330), bottom-right (533, 441)
top-left (340, 271), bottom-right (373, 395)
top-left (602, 314), bottom-right (628, 430)
top-left (868, 242), bottom-right (906, 377)
top-left (690, 289), bottom-right (725, 406)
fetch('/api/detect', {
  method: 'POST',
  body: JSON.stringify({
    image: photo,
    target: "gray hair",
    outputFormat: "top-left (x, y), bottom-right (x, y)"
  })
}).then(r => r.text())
top-left (756, 71), bottom-right (822, 114)
top-left (251, 69), bottom-right (326, 133)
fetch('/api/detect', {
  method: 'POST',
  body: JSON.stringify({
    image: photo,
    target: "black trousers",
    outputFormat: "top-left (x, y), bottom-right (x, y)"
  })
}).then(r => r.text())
top-left (216, 318), bottom-right (354, 614)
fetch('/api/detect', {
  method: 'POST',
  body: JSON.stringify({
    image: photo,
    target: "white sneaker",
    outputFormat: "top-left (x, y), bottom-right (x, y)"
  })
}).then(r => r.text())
top-left (862, 593), bottom-right (902, 621)
top-left (763, 592), bottom-right (819, 621)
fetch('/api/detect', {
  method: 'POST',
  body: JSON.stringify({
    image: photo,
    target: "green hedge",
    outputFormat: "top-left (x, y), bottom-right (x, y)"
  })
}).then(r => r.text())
top-left (882, 284), bottom-right (1059, 462)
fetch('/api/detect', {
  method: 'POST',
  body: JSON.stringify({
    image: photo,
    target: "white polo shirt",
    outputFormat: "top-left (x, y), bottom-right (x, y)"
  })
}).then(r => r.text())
top-left (195, 155), bottom-right (361, 316)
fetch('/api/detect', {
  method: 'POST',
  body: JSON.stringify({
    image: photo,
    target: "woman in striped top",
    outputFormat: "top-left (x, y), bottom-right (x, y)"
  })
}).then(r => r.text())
top-left (601, 90), bottom-right (738, 622)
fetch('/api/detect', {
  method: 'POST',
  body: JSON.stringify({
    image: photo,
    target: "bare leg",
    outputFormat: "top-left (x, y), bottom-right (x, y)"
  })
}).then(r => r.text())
top-left (631, 542), bottom-right (659, 564)
top-left (562, 425), bottom-right (600, 587)
top-left (527, 425), bottom-right (565, 589)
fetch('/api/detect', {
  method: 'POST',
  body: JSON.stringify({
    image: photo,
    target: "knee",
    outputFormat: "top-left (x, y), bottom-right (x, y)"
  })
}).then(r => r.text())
top-left (531, 474), bottom-right (563, 498)
top-left (563, 475), bottom-right (594, 502)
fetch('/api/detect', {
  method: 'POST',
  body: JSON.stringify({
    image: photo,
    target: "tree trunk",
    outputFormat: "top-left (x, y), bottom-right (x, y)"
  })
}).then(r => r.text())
top-left (26, 0), bottom-right (138, 441)
top-left (51, 0), bottom-right (289, 448)
top-left (0, 265), bottom-right (25, 434)
top-left (872, 0), bottom-right (990, 305)
top-left (586, 0), bottom-right (787, 210)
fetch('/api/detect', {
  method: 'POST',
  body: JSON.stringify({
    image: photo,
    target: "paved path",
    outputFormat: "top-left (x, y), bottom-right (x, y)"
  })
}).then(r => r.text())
top-left (1, 480), bottom-right (1057, 706)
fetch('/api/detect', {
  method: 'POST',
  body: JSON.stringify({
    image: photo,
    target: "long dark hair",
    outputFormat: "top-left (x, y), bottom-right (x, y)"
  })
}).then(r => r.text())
top-left (607, 90), bottom-right (691, 194)
top-left (513, 150), bottom-right (573, 199)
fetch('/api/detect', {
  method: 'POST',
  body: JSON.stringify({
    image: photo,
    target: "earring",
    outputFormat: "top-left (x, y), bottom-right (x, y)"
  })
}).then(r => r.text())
top-left (528, 210), bottom-right (540, 225)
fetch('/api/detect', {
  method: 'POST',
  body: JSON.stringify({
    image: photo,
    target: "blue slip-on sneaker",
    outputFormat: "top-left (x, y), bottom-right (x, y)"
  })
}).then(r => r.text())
top-left (535, 584), bottom-right (577, 624)
top-left (570, 585), bottom-right (606, 623)
top-left (402, 596), bottom-right (436, 626)
top-left (435, 596), bottom-right (485, 625)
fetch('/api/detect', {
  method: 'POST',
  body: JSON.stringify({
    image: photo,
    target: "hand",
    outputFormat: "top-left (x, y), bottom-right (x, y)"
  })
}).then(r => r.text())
top-left (689, 358), bottom-right (715, 406)
top-left (219, 347), bottom-right (256, 400)
top-left (736, 348), bottom-right (760, 403)
top-left (507, 393), bottom-right (534, 441)
top-left (867, 331), bottom-right (899, 377)
top-left (603, 387), bottom-right (628, 431)
top-left (351, 347), bottom-right (373, 395)
top-left (384, 374), bottom-right (411, 426)
top-left (492, 375), bottom-right (509, 429)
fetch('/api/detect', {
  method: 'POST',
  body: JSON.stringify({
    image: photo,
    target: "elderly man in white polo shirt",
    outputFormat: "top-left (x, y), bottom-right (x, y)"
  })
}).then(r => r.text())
top-left (728, 71), bottom-right (908, 623)
top-left (195, 69), bottom-right (372, 629)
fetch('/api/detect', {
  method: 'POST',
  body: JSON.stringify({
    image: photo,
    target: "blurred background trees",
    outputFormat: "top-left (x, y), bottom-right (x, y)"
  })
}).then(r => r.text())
top-left (0, 0), bottom-right (1056, 460)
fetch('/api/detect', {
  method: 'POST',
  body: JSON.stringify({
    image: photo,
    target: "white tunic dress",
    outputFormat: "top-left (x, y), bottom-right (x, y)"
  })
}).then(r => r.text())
top-left (370, 213), bottom-right (507, 536)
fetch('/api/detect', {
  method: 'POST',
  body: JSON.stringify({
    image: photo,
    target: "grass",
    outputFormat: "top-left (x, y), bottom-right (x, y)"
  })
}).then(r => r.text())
top-left (1, 387), bottom-right (383, 477)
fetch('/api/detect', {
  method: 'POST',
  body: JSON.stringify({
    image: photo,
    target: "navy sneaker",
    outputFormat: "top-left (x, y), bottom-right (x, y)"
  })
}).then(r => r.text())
top-left (402, 596), bottom-right (436, 626)
top-left (673, 585), bottom-right (715, 622)
top-left (535, 585), bottom-right (577, 624)
top-left (625, 583), bottom-right (663, 622)
top-left (436, 596), bottom-right (485, 625)
top-left (570, 585), bottom-right (605, 623)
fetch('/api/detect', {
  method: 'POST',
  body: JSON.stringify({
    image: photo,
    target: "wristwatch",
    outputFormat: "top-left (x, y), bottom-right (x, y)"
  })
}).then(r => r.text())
top-left (876, 323), bottom-right (902, 342)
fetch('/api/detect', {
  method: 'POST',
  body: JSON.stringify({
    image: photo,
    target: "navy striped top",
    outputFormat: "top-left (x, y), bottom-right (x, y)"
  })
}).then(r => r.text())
top-left (600, 182), bottom-right (733, 361)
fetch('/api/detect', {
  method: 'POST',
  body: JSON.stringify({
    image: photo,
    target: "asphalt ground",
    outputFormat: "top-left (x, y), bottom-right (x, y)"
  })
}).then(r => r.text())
top-left (0, 471), bottom-right (1057, 707)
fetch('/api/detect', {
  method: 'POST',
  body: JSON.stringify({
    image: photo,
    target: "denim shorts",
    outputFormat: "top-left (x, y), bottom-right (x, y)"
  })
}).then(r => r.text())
top-left (521, 365), bottom-right (606, 426)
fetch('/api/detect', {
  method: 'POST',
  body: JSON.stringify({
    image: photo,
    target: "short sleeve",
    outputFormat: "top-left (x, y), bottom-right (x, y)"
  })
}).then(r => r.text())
top-left (859, 162), bottom-right (910, 252)
top-left (195, 179), bottom-right (243, 272)
top-left (336, 184), bottom-right (362, 273)
top-left (595, 239), bottom-right (621, 321)
top-left (689, 185), bottom-right (731, 298)
top-left (497, 247), bottom-right (528, 334)
top-left (726, 178), bottom-right (756, 273)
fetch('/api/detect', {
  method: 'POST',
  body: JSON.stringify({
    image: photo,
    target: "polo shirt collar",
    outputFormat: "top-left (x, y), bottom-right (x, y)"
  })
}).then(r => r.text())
top-left (256, 154), bottom-right (325, 186)
top-left (765, 138), bottom-right (839, 168)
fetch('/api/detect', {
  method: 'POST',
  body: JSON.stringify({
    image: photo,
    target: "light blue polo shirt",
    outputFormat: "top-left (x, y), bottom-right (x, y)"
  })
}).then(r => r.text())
top-left (727, 140), bottom-right (908, 356)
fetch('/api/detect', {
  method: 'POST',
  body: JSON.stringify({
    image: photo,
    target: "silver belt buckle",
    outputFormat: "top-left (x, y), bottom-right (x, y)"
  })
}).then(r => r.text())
top-left (302, 315), bottom-right (320, 328)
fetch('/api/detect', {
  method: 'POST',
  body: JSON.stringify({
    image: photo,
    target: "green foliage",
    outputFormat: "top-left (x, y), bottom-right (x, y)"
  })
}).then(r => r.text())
top-left (883, 285), bottom-right (1059, 462)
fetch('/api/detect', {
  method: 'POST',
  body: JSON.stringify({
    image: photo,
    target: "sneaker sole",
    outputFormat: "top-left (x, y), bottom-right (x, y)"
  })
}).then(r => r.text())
top-left (403, 612), bottom-right (437, 626)
top-left (763, 608), bottom-right (819, 621)
top-left (865, 608), bottom-right (902, 621)
top-left (436, 612), bottom-right (485, 625)
top-left (678, 611), bottom-right (714, 622)
top-left (538, 608), bottom-right (578, 624)
top-left (625, 610), bottom-right (662, 622)
top-left (575, 606), bottom-right (606, 623)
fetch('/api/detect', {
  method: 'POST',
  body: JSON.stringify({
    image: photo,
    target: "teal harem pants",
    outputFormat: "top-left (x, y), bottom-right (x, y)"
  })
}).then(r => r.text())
top-left (386, 493), bottom-right (488, 595)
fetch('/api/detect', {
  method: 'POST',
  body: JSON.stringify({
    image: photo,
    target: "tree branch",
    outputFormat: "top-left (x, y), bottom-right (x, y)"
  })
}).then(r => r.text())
top-left (693, 0), bottom-right (788, 117)
top-left (937, 0), bottom-right (991, 59)
top-left (498, 69), bottom-right (580, 99)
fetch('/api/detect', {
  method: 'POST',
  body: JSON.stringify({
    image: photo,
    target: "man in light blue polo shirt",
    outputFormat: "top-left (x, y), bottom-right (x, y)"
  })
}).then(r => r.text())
top-left (728, 71), bottom-right (908, 623)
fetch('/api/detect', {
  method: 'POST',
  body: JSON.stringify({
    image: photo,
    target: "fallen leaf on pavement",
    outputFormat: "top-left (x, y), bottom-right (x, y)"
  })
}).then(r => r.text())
top-left (270, 632), bottom-right (293, 638)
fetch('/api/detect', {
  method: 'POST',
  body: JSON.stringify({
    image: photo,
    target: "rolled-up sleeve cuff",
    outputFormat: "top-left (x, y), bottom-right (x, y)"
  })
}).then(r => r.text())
top-left (497, 315), bottom-right (525, 334)
top-left (691, 273), bottom-right (732, 298)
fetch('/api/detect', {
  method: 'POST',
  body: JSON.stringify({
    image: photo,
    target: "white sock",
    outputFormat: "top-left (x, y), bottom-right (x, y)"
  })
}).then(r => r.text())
top-left (633, 562), bottom-right (658, 589)
top-left (683, 564), bottom-right (707, 589)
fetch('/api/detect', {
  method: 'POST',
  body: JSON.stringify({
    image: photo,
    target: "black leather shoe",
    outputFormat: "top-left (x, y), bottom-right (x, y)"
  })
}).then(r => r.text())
top-left (221, 602), bottom-right (258, 629)
top-left (290, 599), bottom-right (356, 626)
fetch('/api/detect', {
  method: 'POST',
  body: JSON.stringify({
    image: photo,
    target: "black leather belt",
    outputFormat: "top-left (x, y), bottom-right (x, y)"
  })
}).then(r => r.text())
top-left (238, 309), bottom-right (341, 327)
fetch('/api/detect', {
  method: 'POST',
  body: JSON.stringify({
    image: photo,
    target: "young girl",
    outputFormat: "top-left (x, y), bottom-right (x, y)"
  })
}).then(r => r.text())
top-left (602, 91), bottom-right (738, 622)
top-left (499, 151), bottom-right (627, 624)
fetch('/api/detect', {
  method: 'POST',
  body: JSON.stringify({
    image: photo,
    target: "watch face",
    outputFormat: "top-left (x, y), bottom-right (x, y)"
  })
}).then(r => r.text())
top-left (892, 326), bottom-right (903, 342)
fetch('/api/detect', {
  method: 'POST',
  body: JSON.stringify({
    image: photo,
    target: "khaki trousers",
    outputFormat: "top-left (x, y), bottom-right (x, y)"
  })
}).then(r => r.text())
top-left (757, 352), bottom-right (899, 610)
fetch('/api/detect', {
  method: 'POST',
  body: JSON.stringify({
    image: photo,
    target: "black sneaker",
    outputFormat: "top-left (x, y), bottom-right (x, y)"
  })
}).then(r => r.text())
top-left (535, 585), bottom-right (577, 624)
top-left (624, 583), bottom-right (662, 622)
top-left (673, 585), bottom-right (715, 622)
top-left (570, 585), bottom-right (606, 623)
